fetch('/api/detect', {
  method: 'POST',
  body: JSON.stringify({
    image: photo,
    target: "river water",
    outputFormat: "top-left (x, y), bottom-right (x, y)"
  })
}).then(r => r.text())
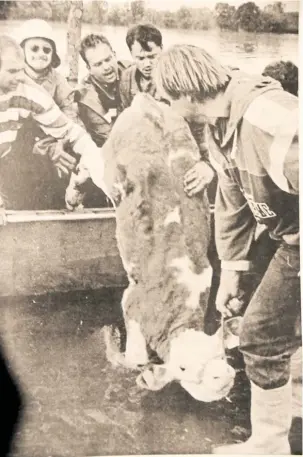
top-left (2, 20), bottom-right (299, 79)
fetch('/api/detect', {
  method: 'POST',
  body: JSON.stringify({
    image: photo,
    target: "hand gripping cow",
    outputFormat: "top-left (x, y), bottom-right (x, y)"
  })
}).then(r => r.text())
top-left (66, 93), bottom-right (241, 402)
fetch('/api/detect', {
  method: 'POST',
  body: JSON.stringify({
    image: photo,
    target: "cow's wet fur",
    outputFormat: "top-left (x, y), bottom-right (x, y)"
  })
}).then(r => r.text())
top-left (101, 94), bottom-right (236, 400)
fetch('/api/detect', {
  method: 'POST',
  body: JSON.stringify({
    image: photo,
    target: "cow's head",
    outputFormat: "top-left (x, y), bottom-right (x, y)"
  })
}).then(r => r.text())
top-left (136, 317), bottom-right (242, 402)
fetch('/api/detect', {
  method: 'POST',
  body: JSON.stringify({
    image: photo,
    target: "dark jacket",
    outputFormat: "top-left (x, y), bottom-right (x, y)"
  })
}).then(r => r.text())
top-left (119, 64), bottom-right (157, 109)
top-left (76, 61), bottom-right (131, 148)
top-left (75, 61), bottom-right (131, 207)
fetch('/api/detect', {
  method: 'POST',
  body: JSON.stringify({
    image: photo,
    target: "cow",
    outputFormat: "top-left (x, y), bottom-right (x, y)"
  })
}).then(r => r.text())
top-left (68, 93), bottom-right (241, 402)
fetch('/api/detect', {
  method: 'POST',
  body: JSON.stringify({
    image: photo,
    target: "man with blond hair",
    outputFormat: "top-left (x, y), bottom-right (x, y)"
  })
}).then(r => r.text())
top-left (154, 44), bottom-right (299, 455)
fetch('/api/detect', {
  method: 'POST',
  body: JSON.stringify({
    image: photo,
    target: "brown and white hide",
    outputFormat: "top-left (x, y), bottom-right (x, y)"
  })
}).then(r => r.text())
top-left (102, 93), bottom-right (236, 402)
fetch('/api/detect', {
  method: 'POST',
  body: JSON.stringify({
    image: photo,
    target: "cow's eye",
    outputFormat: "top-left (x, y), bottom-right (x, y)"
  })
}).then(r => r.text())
top-left (180, 366), bottom-right (186, 371)
top-left (125, 180), bottom-right (135, 196)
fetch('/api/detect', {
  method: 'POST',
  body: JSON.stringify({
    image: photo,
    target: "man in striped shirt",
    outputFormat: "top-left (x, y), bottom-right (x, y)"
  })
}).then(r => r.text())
top-left (0, 35), bottom-right (108, 213)
top-left (154, 45), bottom-right (300, 454)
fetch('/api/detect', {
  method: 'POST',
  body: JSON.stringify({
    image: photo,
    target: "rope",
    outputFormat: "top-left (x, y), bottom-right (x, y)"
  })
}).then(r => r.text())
top-left (221, 315), bottom-right (227, 362)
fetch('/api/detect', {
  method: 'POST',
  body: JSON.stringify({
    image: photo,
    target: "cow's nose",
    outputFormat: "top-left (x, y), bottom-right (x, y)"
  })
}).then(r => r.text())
top-left (205, 359), bottom-right (236, 382)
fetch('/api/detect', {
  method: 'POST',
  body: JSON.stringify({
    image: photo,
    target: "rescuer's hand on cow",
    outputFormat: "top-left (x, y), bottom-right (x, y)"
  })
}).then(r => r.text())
top-left (65, 165), bottom-right (90, 210)
top-left (48, 141), bottom-right (77, 177)
top-left (216, 270), bottom-right (244, 318)
top-left (184, 161), bottom-right (214, 197)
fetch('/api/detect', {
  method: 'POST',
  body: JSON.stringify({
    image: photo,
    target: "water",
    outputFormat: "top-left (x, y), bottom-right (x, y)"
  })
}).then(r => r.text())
top-left (1, 289), bottom-right (301, 456)
top-left (3, 20), bottom-right (298, 79)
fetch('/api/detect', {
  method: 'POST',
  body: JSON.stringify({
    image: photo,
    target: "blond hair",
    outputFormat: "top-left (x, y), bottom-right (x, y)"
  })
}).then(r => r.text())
top-left (154, 44), bottom-right (231, 101)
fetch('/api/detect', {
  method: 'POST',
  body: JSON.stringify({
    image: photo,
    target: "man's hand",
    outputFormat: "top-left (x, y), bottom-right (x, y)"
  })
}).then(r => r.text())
top-left (216, 270), bottom-right (244, 318)
top-left (184, 161), bottom-right (214, 197)
top-left (48, 141), bottom-right (77, 177)
top-left (65, 165), bottom-right (90, 211)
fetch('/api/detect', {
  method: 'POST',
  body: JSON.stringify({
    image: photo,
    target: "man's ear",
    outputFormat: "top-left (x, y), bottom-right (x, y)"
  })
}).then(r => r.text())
top-left (136, 364), bottom-right (173, 391)
top-left (215, 316), bottom-right (243, 350)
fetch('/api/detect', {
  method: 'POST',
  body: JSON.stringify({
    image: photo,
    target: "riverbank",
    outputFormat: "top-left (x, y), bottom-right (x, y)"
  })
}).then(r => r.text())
top-left (0, 1), bottom-right (299, 35)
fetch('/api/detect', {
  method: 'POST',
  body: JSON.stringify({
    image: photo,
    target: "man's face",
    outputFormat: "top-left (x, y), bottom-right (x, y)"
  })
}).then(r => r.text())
top-left (23, 38), bottom-right (53, 73)
top-left (85, 42), bottom-right (118, 85)
top-left (166, 95), bottom-right (207, 124)
top-left (0, 48), bottom-right (25, 93)
top-left (130, 40), bottom-right (162, 80)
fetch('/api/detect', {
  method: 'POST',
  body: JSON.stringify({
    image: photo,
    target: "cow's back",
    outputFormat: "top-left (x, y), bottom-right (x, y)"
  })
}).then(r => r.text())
top-left (103, 94), bottom-right (212, 361)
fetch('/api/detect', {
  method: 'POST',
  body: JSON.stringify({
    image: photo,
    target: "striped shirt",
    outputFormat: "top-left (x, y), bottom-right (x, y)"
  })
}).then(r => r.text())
top-left (0, 79), bottom-right (103, 164)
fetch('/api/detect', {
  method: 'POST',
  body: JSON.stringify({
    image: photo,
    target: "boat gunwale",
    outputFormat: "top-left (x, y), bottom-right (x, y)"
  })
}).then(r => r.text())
top-left (2, 205), bottom-right (215, 224)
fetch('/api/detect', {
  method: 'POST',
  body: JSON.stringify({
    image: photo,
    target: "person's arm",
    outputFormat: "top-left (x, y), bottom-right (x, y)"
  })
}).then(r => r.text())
top-left (184, 122), bottom-right (215, 196)
top-left (214, 167), bottom-right (257, 317)
top-left (215, 171), bottom-right (256, 272)
top-left (21, 82), bottom-right (109, 196)
top-left (31, 74), bottom-right (81, 176)
top-left (22, 83), bottom-right (95, 156)
top-left (53, 72), bottom-right (79, 123)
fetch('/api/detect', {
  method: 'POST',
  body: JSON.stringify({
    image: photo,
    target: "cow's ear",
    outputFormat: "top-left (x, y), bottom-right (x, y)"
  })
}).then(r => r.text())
top-left (215, 316), bottom-right (243, 350)
top-left (112, 164), bottom-right (133, 205)
top-left (136, 364), bottom-right (172, 391)
top-left (133, 93), bottom-right (164, 130)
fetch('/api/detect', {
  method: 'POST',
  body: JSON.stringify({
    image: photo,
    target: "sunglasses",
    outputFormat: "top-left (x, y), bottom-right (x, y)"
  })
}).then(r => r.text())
top-left (30, 45), bottom-right (52, 55)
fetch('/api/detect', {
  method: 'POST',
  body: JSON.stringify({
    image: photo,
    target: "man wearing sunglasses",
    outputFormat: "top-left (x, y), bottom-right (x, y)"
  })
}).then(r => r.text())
top-left (0, 34), bottom-right (109, 217)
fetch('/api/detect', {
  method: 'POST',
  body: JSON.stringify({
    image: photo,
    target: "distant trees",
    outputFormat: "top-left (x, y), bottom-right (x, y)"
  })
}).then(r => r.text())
top-left (261, 1), bottom-right (287, 32)
top-left (82, 1), bottom-right (105, 25)
top-left (190, 8), bottom-right (215, 30)
top-left (107, 3), bottom-right (214, 31)
top-left (131, 0), bottom-right (145, 22)
top-left (2, 0), bottom-right (298, 35)
top-left (234, 2), bottom-right (262, 32)
top-left (215, 3), bottom-right (237, 30)
top-left (0, 1), bottom-right (16, 19)
top-left (283, 12), bottom-right (299, 34)
top-left (107, 4), bottom-right (132, 26)
top-left (50, 1), bottom-right (70, 22)
top-left (214, 1), bottom-right (297, 34)
top-left (161, 11), bottom-right (177, 29)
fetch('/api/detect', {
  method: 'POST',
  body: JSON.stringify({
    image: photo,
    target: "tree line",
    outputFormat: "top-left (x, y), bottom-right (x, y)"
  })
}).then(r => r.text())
top-left (0, 1), bottom-right (298, 34)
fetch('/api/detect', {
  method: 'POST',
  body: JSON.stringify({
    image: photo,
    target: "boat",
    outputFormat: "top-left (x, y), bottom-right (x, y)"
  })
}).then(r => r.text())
top-left (0, 208), bottom-right (127, 296)
top-left (0, 202), bottom-right (217, 297)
